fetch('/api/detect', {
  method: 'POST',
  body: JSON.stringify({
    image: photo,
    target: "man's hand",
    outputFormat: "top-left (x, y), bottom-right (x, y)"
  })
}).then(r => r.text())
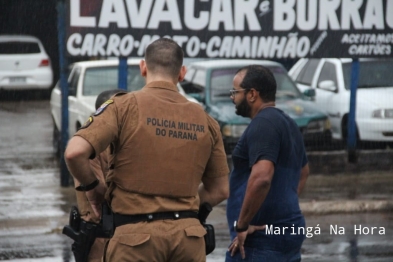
top-left (228, 225), bottom-right (266, 259)
top-left (85, 181), bottom-right (106, 218)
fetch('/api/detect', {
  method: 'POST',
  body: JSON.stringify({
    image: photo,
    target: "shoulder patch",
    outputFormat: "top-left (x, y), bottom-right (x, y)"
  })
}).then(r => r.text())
top-left (94, 99), bottom-right (114, 116)
top-left (80, 116), bottom-right (93, 129)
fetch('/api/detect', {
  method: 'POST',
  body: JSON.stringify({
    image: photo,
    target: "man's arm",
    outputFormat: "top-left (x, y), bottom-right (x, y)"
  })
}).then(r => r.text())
top-left (297, 163), bottom-right (309, 195)
top-left (65, 136), bottom-right (96, 185)
top-left (236, 160), bottom-right (274, 229)
top-left (200, 115), bottom-right (230, 207)
top-left (199, 175), bottom-right (229, 207)
top-left (65, 136), bottom-right (106, 218)
top-left (229, 160), bottom-right (274, 259)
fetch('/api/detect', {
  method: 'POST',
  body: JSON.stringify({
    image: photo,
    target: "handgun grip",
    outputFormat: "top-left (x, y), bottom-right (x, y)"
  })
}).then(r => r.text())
top-left (62, 225), bottom-right (80, 242)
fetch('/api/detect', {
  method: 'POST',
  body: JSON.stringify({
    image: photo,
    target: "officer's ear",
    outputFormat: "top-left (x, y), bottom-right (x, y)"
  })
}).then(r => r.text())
top-left (140, 60), bottom-right (147, 77)
top-left (178, 65), bottom-right (187, 82)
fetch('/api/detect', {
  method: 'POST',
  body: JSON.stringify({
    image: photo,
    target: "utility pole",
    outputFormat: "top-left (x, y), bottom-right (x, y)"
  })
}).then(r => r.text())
top-left (57, 0), bottom-right (70, 186)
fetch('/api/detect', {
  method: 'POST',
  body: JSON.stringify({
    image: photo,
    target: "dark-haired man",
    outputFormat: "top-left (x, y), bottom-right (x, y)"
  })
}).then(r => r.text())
top-left (72, 89), bottom-right (124, 262)
top-left (226, 65), bottom-right (309, 261)
top-left (65, 38), bottom-right (229, 261)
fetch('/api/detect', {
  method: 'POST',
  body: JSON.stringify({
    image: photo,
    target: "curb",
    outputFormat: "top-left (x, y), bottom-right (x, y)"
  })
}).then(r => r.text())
top-left (307, 149), bottom-right (393, 174)
top-left (300, 199), bottom-right (393, 215)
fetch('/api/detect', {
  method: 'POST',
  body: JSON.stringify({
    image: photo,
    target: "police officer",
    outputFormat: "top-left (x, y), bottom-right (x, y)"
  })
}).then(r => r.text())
top-left (65, 38), bottom-right (230, 261)
top-left (72, 89), bottom-right (124, 262)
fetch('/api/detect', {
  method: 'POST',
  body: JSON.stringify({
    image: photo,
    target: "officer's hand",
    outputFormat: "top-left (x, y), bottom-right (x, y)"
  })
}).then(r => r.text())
top-left (85, 181), bottom-right (106, 219)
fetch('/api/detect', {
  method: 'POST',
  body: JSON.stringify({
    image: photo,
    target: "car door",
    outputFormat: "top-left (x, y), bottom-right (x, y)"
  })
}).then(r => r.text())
top-left (67, 67), bottom-right (81, 136)
top-left (313, 61), bottom-right (344, 139)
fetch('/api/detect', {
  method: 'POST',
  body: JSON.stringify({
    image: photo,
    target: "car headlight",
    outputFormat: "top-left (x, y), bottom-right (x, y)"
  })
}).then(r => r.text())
top-left (324, 119), bottom-right (331, 130)
top-left (306, 119), bottom-right (330, 133)
top-left (372, 109), bottom-right (393, 118)
top-left (222, 124), bottom-right (248, 137)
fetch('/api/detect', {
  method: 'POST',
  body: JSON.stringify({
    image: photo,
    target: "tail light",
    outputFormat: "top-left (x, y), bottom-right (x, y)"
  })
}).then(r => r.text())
top-left (39, 59), bottom-right (50, 67)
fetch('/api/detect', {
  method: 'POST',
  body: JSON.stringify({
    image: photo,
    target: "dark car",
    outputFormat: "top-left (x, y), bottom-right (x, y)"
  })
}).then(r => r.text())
top-left (181, 59), bottom-right (331, 154)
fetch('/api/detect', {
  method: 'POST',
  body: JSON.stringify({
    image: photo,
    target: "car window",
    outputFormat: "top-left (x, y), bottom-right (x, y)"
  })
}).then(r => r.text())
top-left (69, 67), bottom-right (81, 96)
top-left (211, 68), bottom-right (238, 101)
top-left (83, 65), bottom-right (144, 96)
top-left (0, 42), bottom-right (41, 54)
top-left (127, 66), bottom-right (146, 90)
top-left (342, 60), bottom-right (393, 90)
top-left (317, 62), bottom-right (338, 90)
top-left (296, 59), bottom-right (320, 85)
top-left (290, 59), bottom-right (306, 78)
top-left (271, 67), bottom-right (302, 100)
top-left (209, 66), bottom-right (301, 103)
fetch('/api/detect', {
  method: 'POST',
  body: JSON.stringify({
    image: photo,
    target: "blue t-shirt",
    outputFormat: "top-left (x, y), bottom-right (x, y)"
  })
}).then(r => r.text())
top-left (227, 107), bottom-right (307, 240)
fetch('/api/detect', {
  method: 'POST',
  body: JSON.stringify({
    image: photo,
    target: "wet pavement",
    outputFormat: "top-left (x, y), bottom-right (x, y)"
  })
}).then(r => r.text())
top-left (0, 99), bottom-right (392, 262)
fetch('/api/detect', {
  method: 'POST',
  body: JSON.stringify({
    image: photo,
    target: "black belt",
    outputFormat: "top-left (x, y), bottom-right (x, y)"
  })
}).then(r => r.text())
top-left (114, 211), bottom-right (199, 228)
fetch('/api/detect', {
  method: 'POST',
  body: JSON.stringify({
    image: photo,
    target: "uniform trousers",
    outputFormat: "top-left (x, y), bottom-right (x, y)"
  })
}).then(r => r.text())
top-left (88, 238), bottom-right (108, 262)
top-left (104, 218), bottom-right (206, 262)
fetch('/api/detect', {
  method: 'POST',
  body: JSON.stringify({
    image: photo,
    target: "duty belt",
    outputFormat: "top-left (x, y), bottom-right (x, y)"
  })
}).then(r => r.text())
top-left (114, 211), bottom-right (198, 228)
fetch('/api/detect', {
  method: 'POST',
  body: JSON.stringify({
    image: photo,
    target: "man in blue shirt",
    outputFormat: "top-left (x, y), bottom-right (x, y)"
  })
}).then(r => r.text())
top-left (226, 65), bottom-right (309, 261)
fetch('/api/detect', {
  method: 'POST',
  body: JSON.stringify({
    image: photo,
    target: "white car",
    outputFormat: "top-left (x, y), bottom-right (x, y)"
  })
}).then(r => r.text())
top-left (289, 58), bottom-right (393, 147)
top-left (50, 59), bottom-right (199, 155)
top-left (0, 35), bottom-right (53, 90)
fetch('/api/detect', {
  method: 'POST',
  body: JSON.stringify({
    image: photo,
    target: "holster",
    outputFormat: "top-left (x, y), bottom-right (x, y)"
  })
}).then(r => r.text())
top-left (62, 206), bottom-right (108, 262)
top-left (203, 223), bottom-right (216, 255)
top-left (101, 202), bottom-right (115, 238)
top-left (198, 202), bottom-right (216, 255)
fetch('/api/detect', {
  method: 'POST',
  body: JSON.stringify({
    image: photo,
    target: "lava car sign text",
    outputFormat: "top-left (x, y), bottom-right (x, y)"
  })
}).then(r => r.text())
top-left (66, 0), bottom-right (393, 58)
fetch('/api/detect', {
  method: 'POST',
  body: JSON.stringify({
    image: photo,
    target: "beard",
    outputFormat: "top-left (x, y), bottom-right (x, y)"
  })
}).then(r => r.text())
top-left (235, 97), bottom-right (251, 118)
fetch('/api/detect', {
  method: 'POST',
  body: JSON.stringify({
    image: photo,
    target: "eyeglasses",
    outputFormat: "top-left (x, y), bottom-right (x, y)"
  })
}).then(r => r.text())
top-left (229, 89), bottom-right (246, 97)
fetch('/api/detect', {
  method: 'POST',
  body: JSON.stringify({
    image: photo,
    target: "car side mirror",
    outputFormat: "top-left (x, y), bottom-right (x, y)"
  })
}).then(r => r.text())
top-left (318, 80), bottom-right (337, 92)
top-left (303, 88), bottom-right (316, 98)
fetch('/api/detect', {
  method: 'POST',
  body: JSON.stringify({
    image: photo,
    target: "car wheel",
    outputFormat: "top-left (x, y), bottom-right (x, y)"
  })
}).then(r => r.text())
top-left (53, 123), bottom-right (61, 158)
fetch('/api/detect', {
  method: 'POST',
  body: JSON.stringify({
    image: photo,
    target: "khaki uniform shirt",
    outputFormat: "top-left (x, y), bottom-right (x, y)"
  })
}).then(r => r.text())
top-left (75, 81), bottom-right (229, 215)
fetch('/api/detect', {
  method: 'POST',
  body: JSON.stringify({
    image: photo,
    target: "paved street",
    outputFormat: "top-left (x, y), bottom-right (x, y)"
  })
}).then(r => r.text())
top-left (0, 99), bottom-right (392, 261)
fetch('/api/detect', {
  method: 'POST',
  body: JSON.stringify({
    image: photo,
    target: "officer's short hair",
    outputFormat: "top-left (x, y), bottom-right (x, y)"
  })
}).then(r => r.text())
top-left (95, 89), bottom-right (123, 110)
top-left (237, 65), bottom-right (277, 102)
top-left (145, 38), bottom-right (183, 78)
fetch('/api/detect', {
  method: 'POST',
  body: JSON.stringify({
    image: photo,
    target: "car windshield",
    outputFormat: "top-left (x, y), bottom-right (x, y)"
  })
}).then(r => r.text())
top-left (210, 66), bottom-right (301, 102)
top-left (0, 42), bottom-right (41, 54)
top-left (83, 66), bottom-right (145, 96)
top-left (342, 60), bottom-right (393, 90)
